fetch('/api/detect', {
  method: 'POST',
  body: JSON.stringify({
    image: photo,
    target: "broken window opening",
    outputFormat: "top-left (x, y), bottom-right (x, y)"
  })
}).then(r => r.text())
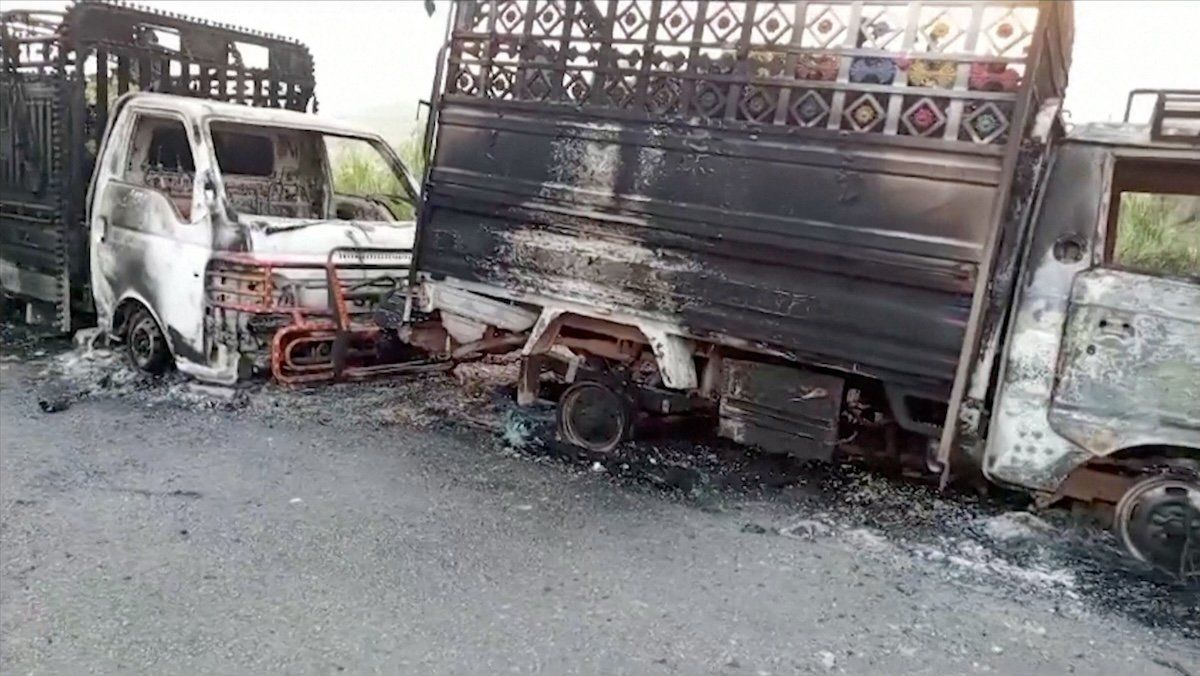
top-left (1105, 159), bottom-right (1200, 280)
top-left (212, 130), bottom-right (274, 176)
top-left (208, 121), bottom-right (323, 219)
top-left (125, 114), bottom-right (195, 219)
top-left (205, 121), bottom-right (413, 223)
top-left (324, 135), bottom-right (416, 221)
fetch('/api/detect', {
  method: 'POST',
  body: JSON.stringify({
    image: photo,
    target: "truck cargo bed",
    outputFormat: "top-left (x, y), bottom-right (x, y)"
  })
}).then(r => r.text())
top-left (418, 0), bottom-right (1071, 395)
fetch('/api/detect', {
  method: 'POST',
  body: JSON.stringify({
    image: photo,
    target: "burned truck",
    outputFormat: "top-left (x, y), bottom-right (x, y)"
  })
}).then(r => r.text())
top-left (2, 2), bottom-right (420, 383)
top-left (395, 1), bottom-right (1199, 574)
top-left (1, 0), bottom-right (318, 332)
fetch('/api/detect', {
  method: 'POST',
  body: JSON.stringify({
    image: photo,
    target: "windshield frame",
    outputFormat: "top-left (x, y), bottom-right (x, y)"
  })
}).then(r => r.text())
top-left (201, 114), bottom-right (420, 222)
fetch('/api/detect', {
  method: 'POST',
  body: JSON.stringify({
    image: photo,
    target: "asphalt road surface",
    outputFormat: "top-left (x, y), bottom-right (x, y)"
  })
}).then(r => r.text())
top-left (1, 351), bottom-right (1198, 675)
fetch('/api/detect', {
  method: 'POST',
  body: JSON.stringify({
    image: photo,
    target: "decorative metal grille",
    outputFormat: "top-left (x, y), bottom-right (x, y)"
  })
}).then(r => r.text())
top-left (446, 0), bottom-right (1043, 145)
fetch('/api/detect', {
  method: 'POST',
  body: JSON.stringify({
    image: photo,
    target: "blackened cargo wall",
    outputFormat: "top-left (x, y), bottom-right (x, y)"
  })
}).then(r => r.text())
top-left (416, 0), bottom-right (1071, 394)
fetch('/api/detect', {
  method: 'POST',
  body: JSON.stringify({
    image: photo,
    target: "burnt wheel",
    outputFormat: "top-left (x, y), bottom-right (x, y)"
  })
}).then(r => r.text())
top-left (557, 380), bottom-right (632, 453)
top-left (1114, 475), bottom-right (1200, 579)
top-left (125, 307), bottom-right (171, 375)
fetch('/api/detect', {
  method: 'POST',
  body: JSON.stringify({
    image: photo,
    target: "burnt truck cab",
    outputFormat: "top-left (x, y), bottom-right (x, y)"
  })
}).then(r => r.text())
top-left (984, 100), bottom-right (1200, 568)
top-left (88, 93), bottom-right (419, 383)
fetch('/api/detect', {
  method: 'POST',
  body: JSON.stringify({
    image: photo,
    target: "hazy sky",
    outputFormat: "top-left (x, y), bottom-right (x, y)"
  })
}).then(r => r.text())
top-left (17, 0), bottom-right (1200, 131)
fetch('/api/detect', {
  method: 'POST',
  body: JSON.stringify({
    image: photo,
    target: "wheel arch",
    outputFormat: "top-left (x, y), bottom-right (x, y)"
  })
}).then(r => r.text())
top-left (523, 309), bottom-right (697, 390)
top-left (1106, 443), bottom-right (1200, 461)
top-left (111, 293), bottom-right (175, 356)
top-left (1050, 442), bottom-right (1200, 507)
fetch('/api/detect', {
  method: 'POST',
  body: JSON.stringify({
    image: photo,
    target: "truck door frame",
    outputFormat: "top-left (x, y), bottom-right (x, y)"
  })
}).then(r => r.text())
top-left (89, 100), bottom-right (216, 367)
top-left (1044, 152), bottom-right (1200, 457)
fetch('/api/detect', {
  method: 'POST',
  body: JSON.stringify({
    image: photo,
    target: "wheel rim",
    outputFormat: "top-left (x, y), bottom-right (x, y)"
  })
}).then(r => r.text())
top-left (129, 315), bottom-right (163, 369)
top-left (1115, 476), bottom-right (1200, 578)
top-left (561, 382), bottom-right (627, 453)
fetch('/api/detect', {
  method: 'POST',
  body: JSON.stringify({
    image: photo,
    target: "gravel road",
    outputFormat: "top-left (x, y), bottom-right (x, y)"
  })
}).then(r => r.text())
top-left (1, 342), bottom-right (1197, 675)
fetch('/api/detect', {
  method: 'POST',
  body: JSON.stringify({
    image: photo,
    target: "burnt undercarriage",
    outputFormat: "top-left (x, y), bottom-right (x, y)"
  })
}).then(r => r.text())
top-left (496, 315), bottom-right (1199, 580)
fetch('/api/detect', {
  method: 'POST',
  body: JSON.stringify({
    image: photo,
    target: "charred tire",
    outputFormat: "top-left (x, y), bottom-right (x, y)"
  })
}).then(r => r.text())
top-left (125, 307), bottom-right (171, 375)
top-left (557, 380), bottom-right (632, 454)
top-left (1114, 475), bottom-right (1200, 579)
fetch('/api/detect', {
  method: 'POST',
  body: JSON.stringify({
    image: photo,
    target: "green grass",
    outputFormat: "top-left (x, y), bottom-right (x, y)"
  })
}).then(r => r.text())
top-left (331, 131), bottom-right (426, 220)
top-left (396, 131), bottom-right (427, 182)
top-left (1114, 193), bottom-right (1200, 278)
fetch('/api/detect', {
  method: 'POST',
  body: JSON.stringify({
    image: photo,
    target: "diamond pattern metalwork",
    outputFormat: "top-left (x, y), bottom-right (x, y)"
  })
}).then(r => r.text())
top-left (843, 93), bottom-right (885, 132)
top-left (452, 65), bottom-right (480, 96)
top-left (789, 90), bottom-right (830, 128)
top-left (448, 0), bottom-right (1042, 141)
top-left (858, 7), bottom-right (905, 50)
top-left (604, 76), bottom-right (636, 108)
top-left (533, 1), bottom-right (564, 36)
top-left (901, 97), bottom-right (946, 136)
top-left (646, 77), bottom-right (681, 115)
top-left (487, 66), bottom-right (517, 100)
top-left (524, 68), bottom-right (554, 100)
top-left (803, 6), bottom-right (847, 49)
top-left (917, 9), bottom-right (965, 52)
top-left (659, 1), bottom-right (694, 41)
top-left (753, 3), bottom-right (792, 45)
top-left (571, 1), bottom-right (605, 38)
top-left (496, 0), bottom-right (523, 34)
top-left (563, 71), bottom-right (591, 103)
top-left (614, 0), bottom-right (648, 39)
top-left (705, 3), bottom-right (742, 44)
top-left (985, 8), bottom-right (1032, 56)
top-left (963, 101), bottom-right (1009, 143)
top-left (693, 82), bottom-right (726, 117)
top-left (739, 86), bottom-right (776, 123)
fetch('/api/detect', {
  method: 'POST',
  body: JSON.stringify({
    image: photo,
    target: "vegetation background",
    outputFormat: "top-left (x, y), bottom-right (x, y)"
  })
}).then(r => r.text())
top-left (331, 123), bottom-right (427, 220)
top-left (1116, 193), bottom-right (1200, 277)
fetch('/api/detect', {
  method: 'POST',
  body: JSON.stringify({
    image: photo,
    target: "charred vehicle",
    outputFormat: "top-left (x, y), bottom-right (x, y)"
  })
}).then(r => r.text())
top-left (1, 0), bottom-right (317, 331)
top-left (90, 94), bottom-right (418, 384)
top-left (394, 0), bottom-right (1199, 574)
top-left (2, 2), bottom-right (420, 383)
